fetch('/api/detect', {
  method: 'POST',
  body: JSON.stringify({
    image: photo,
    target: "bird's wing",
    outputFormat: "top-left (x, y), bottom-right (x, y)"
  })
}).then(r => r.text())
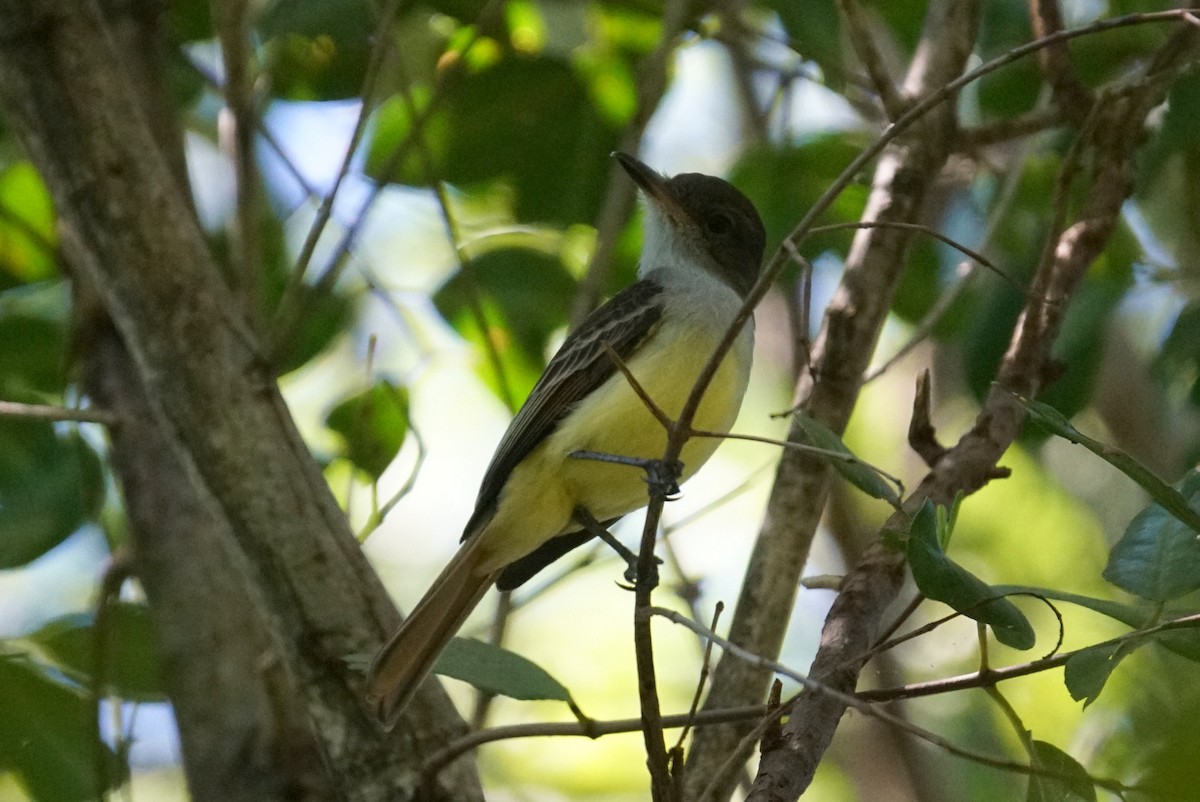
top-left (462, 279), bottom-right (664, 540)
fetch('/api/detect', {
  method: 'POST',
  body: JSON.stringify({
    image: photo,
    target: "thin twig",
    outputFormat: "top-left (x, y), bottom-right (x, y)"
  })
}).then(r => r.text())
top-left (271, 0), bottom-right (406, 343)
top-left (0, 400), bottom-right (117, 426)
top-left (809, 220), bottom-right (1025, 292)
top-left (689, 427), bottom-right (906, 496)
top-left (862, 115), bottom-right (1036, 383)
top-left (677, 10), bottom-right (1200, 453)
top-left (603, 342), bottom-right (673, 429)
top-left (421, 703), bottom-right (768, 777)
top-left (1029, 0), bottom-right (1094, 121)
top-left (958, 106), bottom-right (1067, 148)
top-left (838, 0), bottom-right (906, 119)
top-left (654, 606), bottom-right (1144, 795)
top-left (674, 602), bottom-right (724, 753)
top-left (211, 0), bottom-right (262, 322)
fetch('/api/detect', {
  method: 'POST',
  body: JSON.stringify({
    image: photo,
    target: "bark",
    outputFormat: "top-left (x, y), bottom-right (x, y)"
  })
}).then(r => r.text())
top-left (745, 21), bottom-right (1200, 802)
top-left (0, 1), bottom-right (482, 798)
top-left (685, 2), bottom-right (982, 798)
top-left (83, 314), bottom-right (332, 801)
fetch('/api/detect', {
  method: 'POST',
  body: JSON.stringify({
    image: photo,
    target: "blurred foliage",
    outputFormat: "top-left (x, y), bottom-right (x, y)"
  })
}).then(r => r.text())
top-left (26, 604), bottom-right (167, 703)
top-left (1, 0), bottom-right (1199, 800)
top-left (0, 657), bottom-right (126, 802)
top-left (435, 244), bottom-right (577, 400)
top-left (326, 379), bottom-right (410, 479)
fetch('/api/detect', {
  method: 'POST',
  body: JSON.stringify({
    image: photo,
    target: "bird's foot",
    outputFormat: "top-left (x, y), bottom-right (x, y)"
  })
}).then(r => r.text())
top-left (571, 506), bottom-right (662, 591)
top-left (641, 458), bottom-right (683, 500)
top-left (568, 450), bottom-right (684, 500)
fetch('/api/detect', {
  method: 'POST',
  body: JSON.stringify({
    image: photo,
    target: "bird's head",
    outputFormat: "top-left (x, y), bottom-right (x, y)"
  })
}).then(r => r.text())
top-left (615, 151), bottom-right (766, 299)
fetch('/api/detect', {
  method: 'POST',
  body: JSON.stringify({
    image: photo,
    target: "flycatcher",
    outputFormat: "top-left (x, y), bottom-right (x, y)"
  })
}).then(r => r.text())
top-left (366, 152), bottom-right (766, 725)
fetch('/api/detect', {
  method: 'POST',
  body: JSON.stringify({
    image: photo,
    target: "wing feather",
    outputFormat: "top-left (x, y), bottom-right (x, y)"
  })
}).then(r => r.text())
top-left (462, 279), bottom-right (664, 540)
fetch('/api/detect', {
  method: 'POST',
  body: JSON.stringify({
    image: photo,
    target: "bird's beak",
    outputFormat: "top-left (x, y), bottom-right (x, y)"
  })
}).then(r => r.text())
top-left (614, 152), bottom-right (684, 220)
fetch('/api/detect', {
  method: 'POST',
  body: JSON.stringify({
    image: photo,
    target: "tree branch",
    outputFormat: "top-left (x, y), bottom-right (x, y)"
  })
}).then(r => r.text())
top-left (0, 1), bottom-right (482, 798)
top-left (746, 21), bottom-right (1200, 802)
top-left (685, 2), bottom-right (983, 797)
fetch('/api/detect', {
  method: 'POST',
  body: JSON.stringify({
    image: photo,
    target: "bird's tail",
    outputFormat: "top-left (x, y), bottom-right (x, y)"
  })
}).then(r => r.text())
top-left (366, 541), bottom-right (496, 727)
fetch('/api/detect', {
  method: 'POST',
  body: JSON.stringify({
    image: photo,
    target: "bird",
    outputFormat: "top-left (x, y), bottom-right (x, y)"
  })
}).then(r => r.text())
top-left (365, 151), bottom-right (766, 726)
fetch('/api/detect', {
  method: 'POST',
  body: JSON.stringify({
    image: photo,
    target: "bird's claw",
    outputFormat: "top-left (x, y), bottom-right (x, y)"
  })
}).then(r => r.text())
top-left (642, 458), bottom-right (683, 499)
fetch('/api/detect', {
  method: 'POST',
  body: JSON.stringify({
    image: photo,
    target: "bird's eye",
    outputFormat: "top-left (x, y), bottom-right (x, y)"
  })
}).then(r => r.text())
top-left (705, 212), bottom-right (733, 236)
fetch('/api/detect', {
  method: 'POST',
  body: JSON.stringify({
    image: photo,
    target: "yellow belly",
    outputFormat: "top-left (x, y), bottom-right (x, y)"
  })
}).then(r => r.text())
top-left (474, 318), bottom-right (752, 574)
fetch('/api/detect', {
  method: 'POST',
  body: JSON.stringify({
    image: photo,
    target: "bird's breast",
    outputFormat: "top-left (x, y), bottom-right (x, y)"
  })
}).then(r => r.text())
top-left (552, 313), bottom-right (753, 522)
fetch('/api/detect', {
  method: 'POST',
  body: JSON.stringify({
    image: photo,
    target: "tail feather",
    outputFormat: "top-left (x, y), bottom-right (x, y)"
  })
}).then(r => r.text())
top-left (366, 542), bottom-right (496, 727)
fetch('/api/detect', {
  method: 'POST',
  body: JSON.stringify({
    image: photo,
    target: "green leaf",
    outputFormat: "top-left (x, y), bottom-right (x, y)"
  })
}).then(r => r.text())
top-left (891, 237), bottom-right (963, 334)
top-left (1064, 641), bottom-right (1136, 708)
top-left (0, 283), bottom-right (70, 405)
top-left (0, 421), bottom-right (104, 568)
top-left (434, 637), bottom-right (573, 703)
top-left (1026, 740), bottom-right (1096, 802)
top-left (731, 139), bottom-right (870, 261)
top-left (0, 313), bottom-right (66, 397)
top-left (1153, 624), bottom-right (1200, 664)
top-left (1154, 301), bottom-right (1200, 410)
top-left (0, 162), bottom-right (57, 286)
top-left (0, 656), bottom-right (125, 801)
top-left (256, 209), bottom-right (351, 375)
top-left (326, 380), bottom-right (410, 480)
top-left (767, 0), bottom-right (843, 91)
top-left (792, 414), bottom-right (900, 505)
top-left (449, 57), bottom-right (620, 224)
top-left (259, 0), bottom-right (375, 100)
top-left (272, 284), bottom-right (352, 376)
top-left (1022, 401), bottom-right (1200, 541)
top-left (370, 56), bottom-right (621, 224)
top-left (1104, 469), bottom-right (1200, 602)
top-left (434, 245), bottom-right (577, 402)
top-left (906, 501), bottom-right (1036, 650)
top-left (364, 89), bottom-right (449, 187)
top-left (28, 604), bottom-right (166, 702)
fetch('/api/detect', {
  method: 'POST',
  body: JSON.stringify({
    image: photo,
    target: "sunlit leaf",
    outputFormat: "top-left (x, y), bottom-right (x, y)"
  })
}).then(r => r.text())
top-left (0, 162), bottom-right (56, 286)
top-left (364, 89), bottom-right (449, 186)
top-left (326, 380), bottom-right (410, 480)
top-left (434, 637), bottom-right (573, 703)
top-left (434, 245), bottom-right (576, 402)
top-left (907, 501), bottom-right (1036, 650)
top-left (260, 0), bottom-right (374, 100)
